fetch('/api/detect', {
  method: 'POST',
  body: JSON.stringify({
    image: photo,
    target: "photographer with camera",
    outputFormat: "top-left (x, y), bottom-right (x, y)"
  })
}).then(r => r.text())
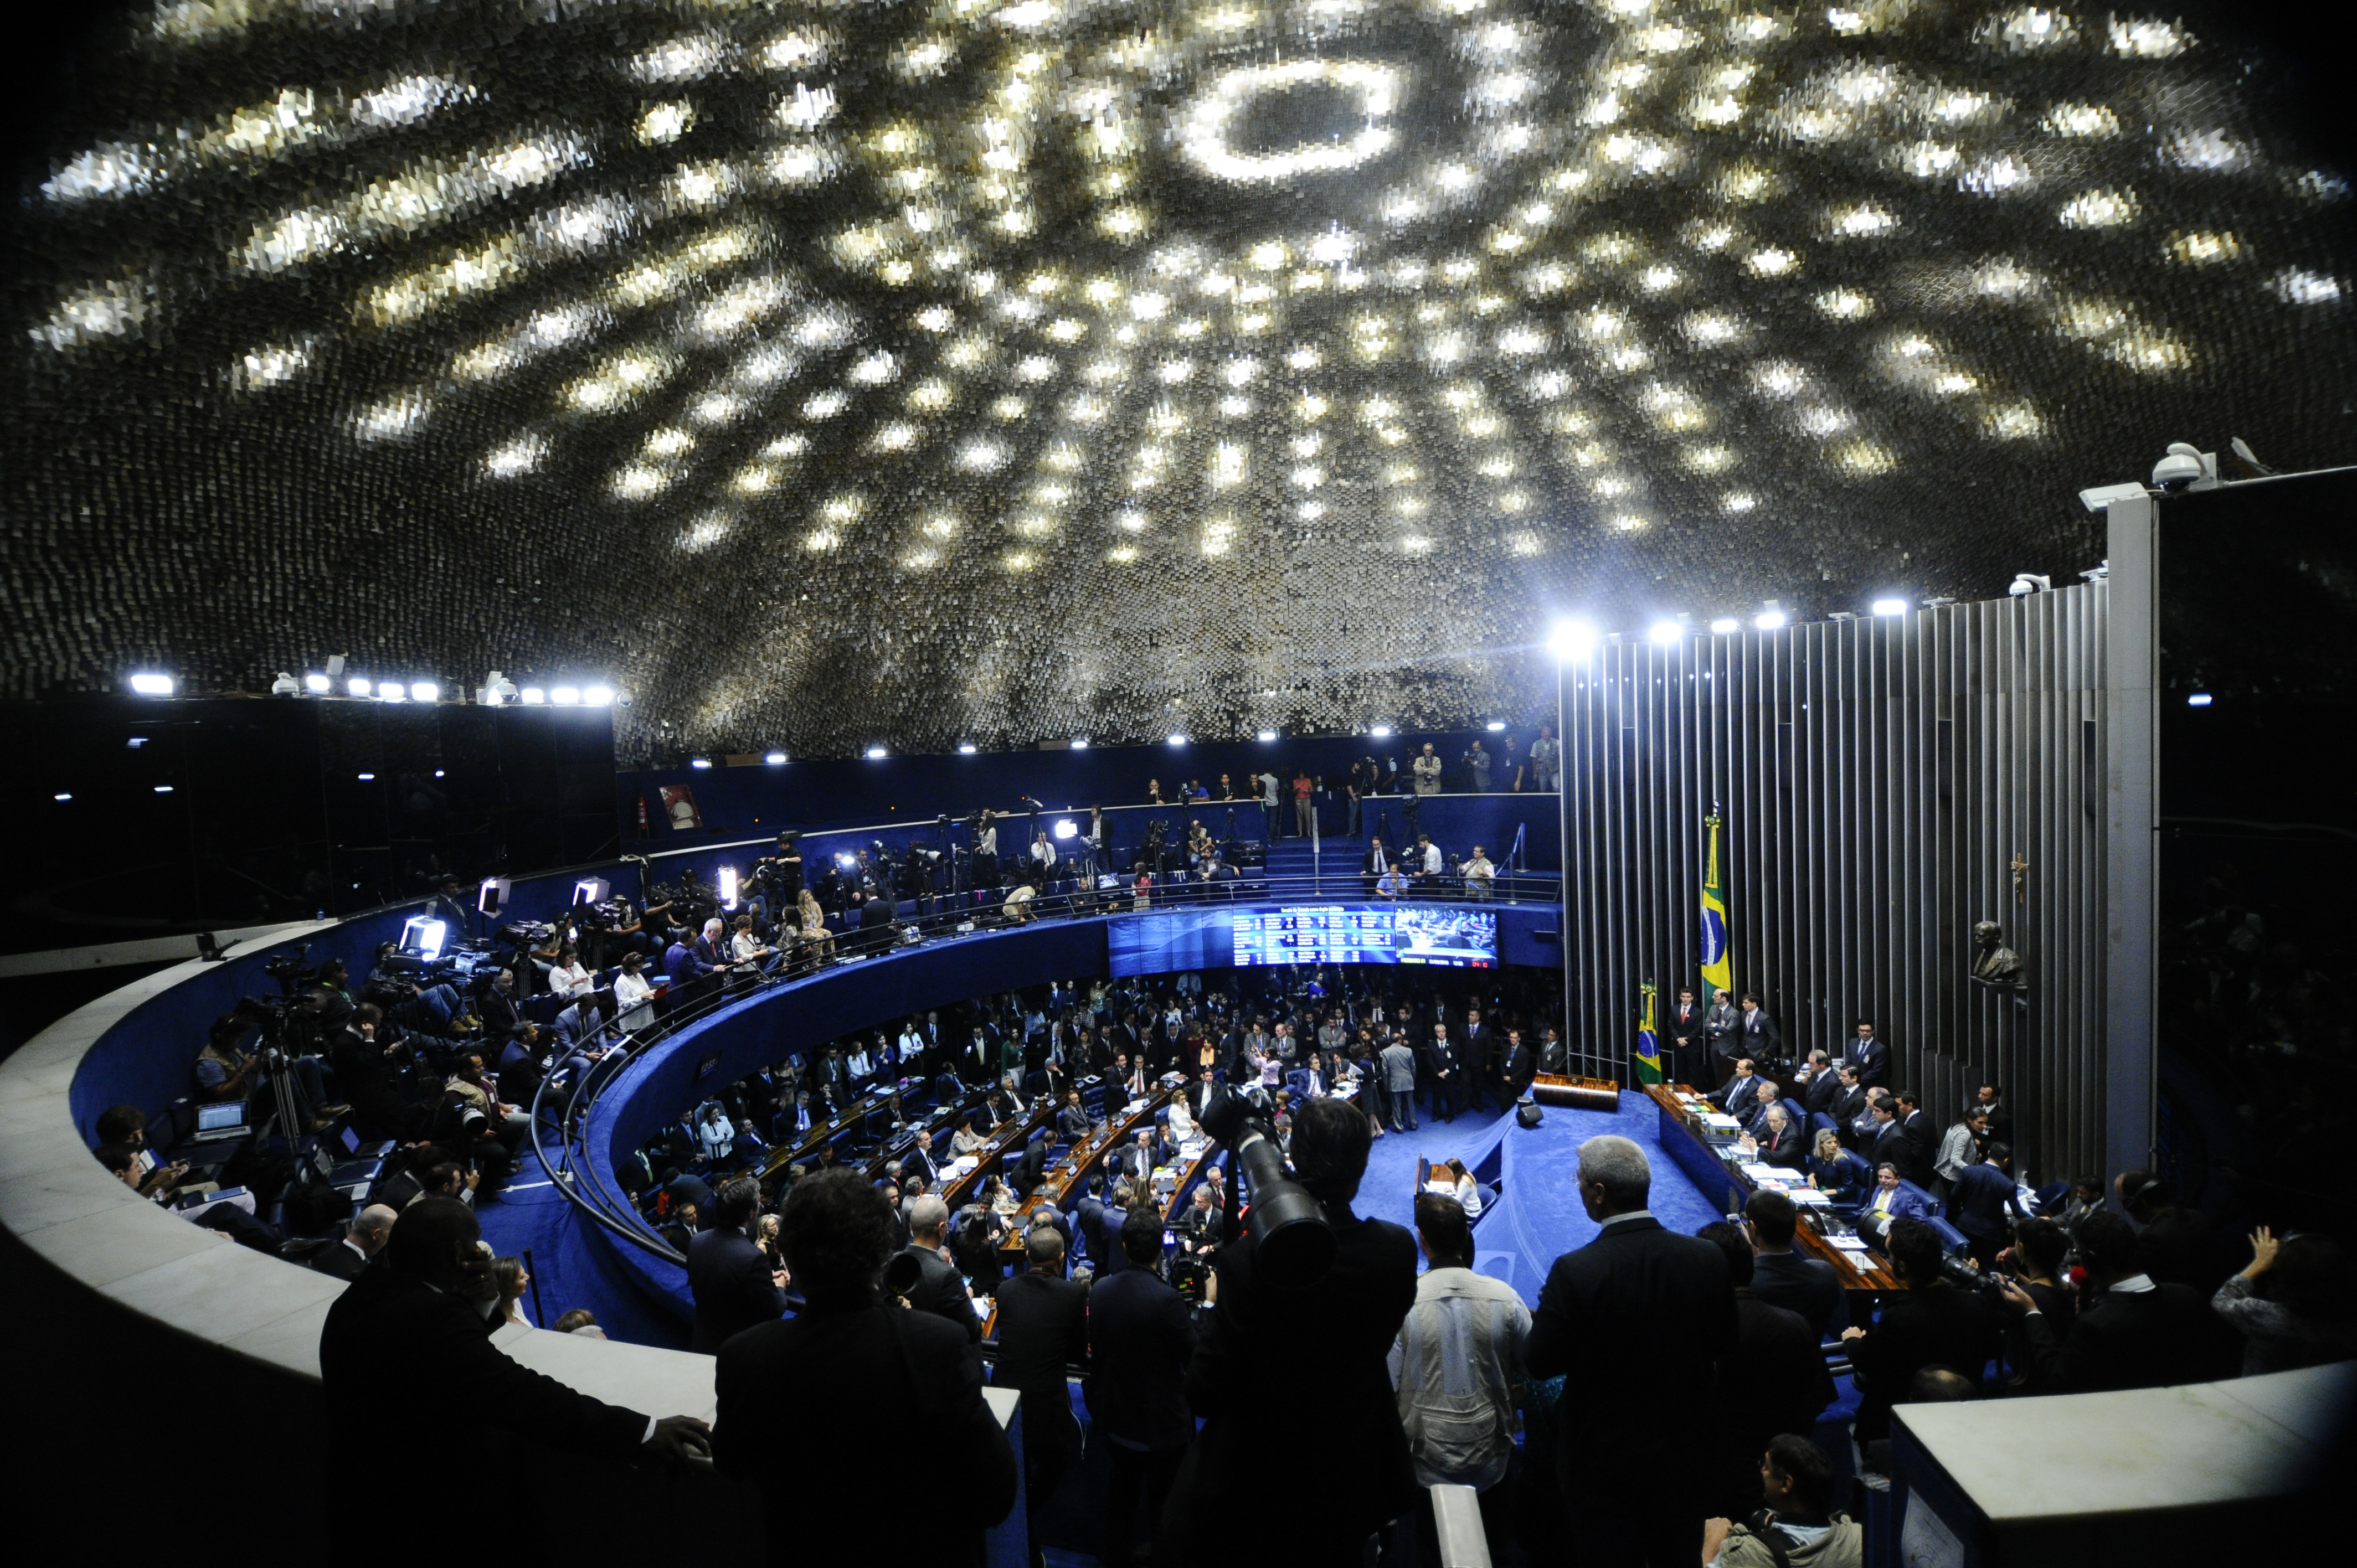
top-left (1839, 1217), bottom-right (2001, 1444)
top-left (1166, 1095), bottom-right (1418, 1568)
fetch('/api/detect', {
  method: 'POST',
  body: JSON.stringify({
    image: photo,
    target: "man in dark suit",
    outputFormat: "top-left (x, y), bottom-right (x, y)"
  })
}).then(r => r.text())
top-left (1461, 1007), bottom-right (1501, 1115)
top-left (1839, 1218), bottom-right (2003, 1439)
top-left (1831, 1066), bottom-right (1873, 1147)
top-left (1420, 1021), bottom-right (1464, 1123)
top-left (1526, 1134), bottom-right (1738, 1567)
top-left (1736, 992), bottom-right (1780, 1071)
top-left (1664, 987), bottom-right (1708, 1086)
top-left (1946, 1143), bottom-right (2029, 1268)
top-left (891, 1195), bottom-right (980, 1340)
top-left (1999, 1211), bottom-right (2241, 1390)
top-left (1503, 1029), bottom-right (1538, 1102)
top-left (688, 1178), bottom-right (789, 1354)
top-left (1695, 1222), bottom-right (1833, 1521)
top-left (1702, 988), bottom-right (1742, 1083)
top-left (901, 1126), bottom-right (941, 1189)
top-left (2116, 1168), bottom-right (2231, 1294)
top-left (1166, 1099), bottom-right (1418, 1567)
top-left (992, 1226), bottom-right (1090, 1554)
top-left (1867, 1097), bottom-right (1921, 1187)
top-left (1842, 1019), bottom-right (1891, 1090)
top-left (1743, 1189), bottom-right (1846, 1337)
top-left (312, 1204), bottom-right (396, 1282)
top-left (320, 1198), bottom-right (708, 1524)
top-left (1797, 1051), bottom-right (1842, 1118)
top-left (1111, 1127), bottom-right (1160, 1187)
top-left (1095, 1206), bottom-right (1197, 1567)
top-left (1893, 1090), bottom-right (1936, 1184)
top-left (715, 1170), bottom-right (1017, 1564)
top-left (1011, 1128), bottom-right (1056, 1196)
top-left (1711, 1058), bottom-right (1767, 1119)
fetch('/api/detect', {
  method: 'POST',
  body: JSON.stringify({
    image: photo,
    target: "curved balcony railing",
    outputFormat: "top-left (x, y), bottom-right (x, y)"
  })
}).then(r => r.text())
top-left (529, 869), bottom-right (1561, 1267)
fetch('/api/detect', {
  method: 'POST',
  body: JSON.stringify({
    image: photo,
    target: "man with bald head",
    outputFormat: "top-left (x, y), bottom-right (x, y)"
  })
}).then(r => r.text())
top-left (313, 1203), bottom-right (398, 1282)
top-left (891, 1194), bottom-right (979, 1339)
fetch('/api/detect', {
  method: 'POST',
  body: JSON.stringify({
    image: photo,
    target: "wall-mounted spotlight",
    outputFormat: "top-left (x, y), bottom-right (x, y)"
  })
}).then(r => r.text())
top-left (377, 683), bottom-right (406, 703)
top-left (304, 672), bottom-right (332, 694)
top-left (1053, 818), bottom-right (1078, 839)
top-left (764, 751), bottom-right (788, 764)
top-left (128, 672), bottom-right (175, 696)
top-left (1753, 604), bottom-right (1787, 632)
top-left (519, 686), bottom-right (545, 704)
top-left (550, 685), bottom-right (581, 705)
top-left (270, 672), bottom-right (299, 697)
top-left (348, 677), bottom-right (373, 697)
top-left (1485, 721), bottom-right (1506, 732)
top-left (1709, 618), bottom-right (1740, 635)
top-left (410, 681), bottom-right (439, 702)
top-left (1370, 724), bottom-right (1394, 738)
top-left (2186, 692), bottom-right (2214, 708)
top-left (1546, 619), bottom-right (1599, 662)
top-left (958, 743), bottom-right (979, 755)
top-left (1647, 619), bottom-right (1684, 647)
top-left (1070, 738), bottom-right (1089, 750)
top-left (1871, 599), bottom-right (1909, 617)
top-left (583, 685), bottom-right (615, 707)
top-left (865, 745), bottom-right (888, 759)
top-left (1256, 730), bottom-right (1278, 742)
top-left (1167, 734), bottom-right (1188, 746)
top-left (690, 756), bottom-right (713, 769)
top-left (2007, 574), bottom-right (2052, 597)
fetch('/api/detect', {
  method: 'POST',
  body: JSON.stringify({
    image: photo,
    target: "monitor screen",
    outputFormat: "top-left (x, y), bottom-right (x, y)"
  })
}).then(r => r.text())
top-left (1232, 905), bottom-right (1495, 968)
top-left (195, 1102), bottom-right (244, 1132)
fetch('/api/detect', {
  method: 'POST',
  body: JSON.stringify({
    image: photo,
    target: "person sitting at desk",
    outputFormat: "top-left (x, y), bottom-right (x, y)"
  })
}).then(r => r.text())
top-left (1376, 861), bottom-right (1411, 899)
top-left (1738, 1103), bottom-right (1807, 1169)
top-left (1443, 1156), bottom-right (1483, 1219)
top-left (1711, 1059), bottom-right (1766, 1118)
top-left (1058, 1090), bottom-right (1093, 1144)
top-left (1854, 1160), bottom-right (1929, 1248)
top-left (1740, 1077), bottom-right (1795, 1139)
top-left (1166, 1091), bottom-right (1197, 1145)
top-left (1806, 1129), bottom-right (1866, 1206)
top-left (1300, 1050), bottom-right (1331, 1098)
top-left (903, 1127), bottom-right (941, 1189)
top-left (951, 1113), bottom-right (987, 1159)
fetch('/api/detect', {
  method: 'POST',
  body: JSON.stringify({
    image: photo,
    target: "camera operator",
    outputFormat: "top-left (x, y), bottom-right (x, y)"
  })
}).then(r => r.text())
top-left (754, 830), bottom-right (804, 905)
top-left (1838, 1217), bottom-right (2001, 1445)
top-left (1166, 1097), bottom-right (1418, 1568)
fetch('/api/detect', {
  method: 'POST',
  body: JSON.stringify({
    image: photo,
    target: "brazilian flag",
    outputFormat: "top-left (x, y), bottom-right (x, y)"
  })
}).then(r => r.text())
top-left (1700, 809), bottom-right (1733, 1002)
top-left (1633, 981), bottom-right (1663, 1085)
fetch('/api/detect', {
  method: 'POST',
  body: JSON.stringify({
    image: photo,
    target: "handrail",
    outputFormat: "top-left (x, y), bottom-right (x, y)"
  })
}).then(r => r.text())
top-left (534, 870), bottom-right (1561, 1265)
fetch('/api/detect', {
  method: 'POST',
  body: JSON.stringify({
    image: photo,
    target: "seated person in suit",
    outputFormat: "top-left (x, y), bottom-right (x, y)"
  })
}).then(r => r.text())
top-left (1853, 1160), bottom-right (1929, 1249)
top-left (1737, 1103), bottom-right (1808, 1169)
top-left (313, 1204), bottom-right (398, 1282)
top-left (1805, 1129), bottom-right (1866, 1206)
top-left (1712, 1059), bottom-right (1767, 1117)
top-left (1737, 1077), bottom-right (1789, 1137)
top-left (950, 1113), bottom-right (988, 1159)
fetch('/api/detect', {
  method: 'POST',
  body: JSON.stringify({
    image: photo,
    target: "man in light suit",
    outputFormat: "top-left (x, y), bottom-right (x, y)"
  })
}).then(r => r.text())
top-left (688, 1178), bottom-right (789, 1354)
top-left (1527, 1137), bottom-right (1737, 1567)
top-left (1381, 1034), bottom-right (1420, 1131)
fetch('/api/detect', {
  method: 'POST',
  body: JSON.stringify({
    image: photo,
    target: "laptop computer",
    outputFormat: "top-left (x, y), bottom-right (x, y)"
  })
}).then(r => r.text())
top-left (188, 1102), bottom-right (248, 1143)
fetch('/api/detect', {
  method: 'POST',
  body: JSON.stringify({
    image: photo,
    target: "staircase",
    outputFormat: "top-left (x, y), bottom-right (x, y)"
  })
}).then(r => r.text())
top-left (1262, 835), bottom-right (1329, 896)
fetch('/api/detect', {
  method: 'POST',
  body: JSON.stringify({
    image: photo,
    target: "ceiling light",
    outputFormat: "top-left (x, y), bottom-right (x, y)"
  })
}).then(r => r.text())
top-left (583, 685), bottom-right (615, 706)
top-left (1486, 721), bottom-right (1507, 731)
top-left (347, 678), bottom-right (372, 697)
top-left (1754, 607), bottom-right (1788, 631)
top-left (764, 751), bottom-right (788, 764)
top-left (377, 684), bottom-right (406, 703)
top-left (866, 745), bottom-right (888, 759)
top-left (1257, 730), bottom-right (1278, 742)
top-left (1167, 734), bottom-right (1188, 746)
top-left (959, 743), bottom-right (979, 754)
top-left (1546, 619), bottom-right (1599, 662)
top-left (1871, 598), bottom-right (1909, 616)
top-left (1370, 725), bottom-right (1393, 738)
top-left (1648, 620), bottom-right (1684, 646)
top-left (519, 686), bottom-right (545, 704)
top-left (127, 672), bottom-right (174, 695)
top-left (155, 784), bottom-right (175, 793)
top-left (691, 756), bottom-right (713, 768)
top-left (1071, 738), bottom-right (1090, 749)
top-left (53, 793), bottom-right (71, 802)
top-left (550, 685), bottom-right (580, 705)
top-left (1710, 617), bottom-right (1741, 634)
top-left (2186, 692), bottom-right (2212, 707)
top-left (409, 680), bottom-right (439, 701)
top-left (303, 673), bottom-right (331, 693)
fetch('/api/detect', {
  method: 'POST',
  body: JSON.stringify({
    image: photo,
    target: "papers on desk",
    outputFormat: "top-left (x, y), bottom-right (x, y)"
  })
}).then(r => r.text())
top-left (1738, 1163), bottom-right (1785, 1183)
top-left (1828, 1234), bottom-right (1870, 1252)
top-left (1701, 1113), bottom-right (1741, 1132)
top-left (1425, 1181), bottom-right (1457, 1195)
top-left (943, 1156), bottom-right (980, 1181)
top-left (1789, 1188), bottom-right (1833, 1206)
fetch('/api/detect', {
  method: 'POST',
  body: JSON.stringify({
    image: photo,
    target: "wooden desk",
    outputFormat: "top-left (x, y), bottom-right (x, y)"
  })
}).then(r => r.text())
top-left (940, 1102), bottom-right (1053, 1211)
top-left (1644, 1082), bottom-right (1902, 1297)
top-left (1000, 1086), bottom-right (1173, 1255)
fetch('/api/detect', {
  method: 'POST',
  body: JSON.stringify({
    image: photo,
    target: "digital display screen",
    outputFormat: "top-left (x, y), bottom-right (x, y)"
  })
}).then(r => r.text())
top-left (1232, 905), bottom-right (1495, 968)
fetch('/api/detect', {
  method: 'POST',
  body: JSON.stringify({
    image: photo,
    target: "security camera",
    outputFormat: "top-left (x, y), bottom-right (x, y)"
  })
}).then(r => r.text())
top-left (2008, 574), bottom-right (2052, 597)
top-left (2150, 442), bottom-right (2211, 492)
top-left (269, 672), bottom-right (299, 697)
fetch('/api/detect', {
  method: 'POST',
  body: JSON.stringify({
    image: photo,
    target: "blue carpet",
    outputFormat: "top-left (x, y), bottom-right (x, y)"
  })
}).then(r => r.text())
top-left (1362, 1090), bottom-right (1727, 1305)
top-left (476, 1148), bottom-right (690, 1350)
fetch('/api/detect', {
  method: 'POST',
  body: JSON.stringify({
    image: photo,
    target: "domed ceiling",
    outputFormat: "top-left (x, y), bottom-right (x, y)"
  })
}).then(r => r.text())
top-left (3, 0), bottom-right (2352, 758)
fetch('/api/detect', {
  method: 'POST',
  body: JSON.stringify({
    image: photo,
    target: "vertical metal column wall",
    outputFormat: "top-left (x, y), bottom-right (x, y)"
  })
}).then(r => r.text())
top-left (1559, 584), bottom-right (2108, 1182)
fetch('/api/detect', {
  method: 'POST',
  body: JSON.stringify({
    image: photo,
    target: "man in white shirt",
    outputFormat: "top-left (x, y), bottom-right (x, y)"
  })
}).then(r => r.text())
top-left (1416, 834), bottom-right (1444, 878)
top-left (1390, 1192), bottom-right (1530, 1561)
top-left (1031, 830), bottom-right (1058, 872)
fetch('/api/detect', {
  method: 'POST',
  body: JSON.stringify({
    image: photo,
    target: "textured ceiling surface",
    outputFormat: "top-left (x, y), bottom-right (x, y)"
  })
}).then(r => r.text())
top-left (3, 0), bottom-right (2353, 759)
